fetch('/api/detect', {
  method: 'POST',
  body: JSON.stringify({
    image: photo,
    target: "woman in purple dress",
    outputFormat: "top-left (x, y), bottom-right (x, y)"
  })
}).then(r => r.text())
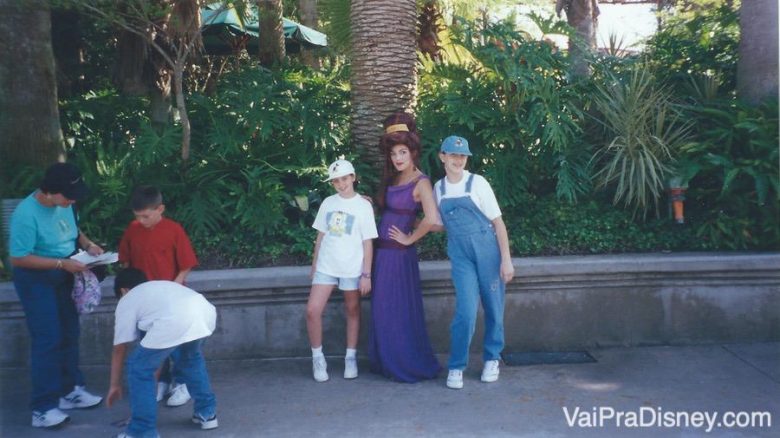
top-left (368, 113), bottom-right (441, 382)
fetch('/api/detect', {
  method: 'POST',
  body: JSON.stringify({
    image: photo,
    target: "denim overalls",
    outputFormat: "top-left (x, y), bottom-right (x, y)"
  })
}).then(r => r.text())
top-left (437, 174), bottom-right (505, 371)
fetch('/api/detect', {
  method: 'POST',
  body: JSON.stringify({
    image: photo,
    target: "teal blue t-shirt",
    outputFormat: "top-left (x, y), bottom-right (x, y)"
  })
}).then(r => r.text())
top-left (9, 192), bottom-right (78, 258)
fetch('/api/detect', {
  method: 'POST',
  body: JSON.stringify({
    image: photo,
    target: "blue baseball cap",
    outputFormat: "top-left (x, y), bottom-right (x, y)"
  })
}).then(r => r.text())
top-left (440, 135), bottom-right (472, 156)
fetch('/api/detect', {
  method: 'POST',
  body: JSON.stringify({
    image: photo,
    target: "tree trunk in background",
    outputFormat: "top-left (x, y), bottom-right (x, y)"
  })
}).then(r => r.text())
top-left (736, 0), bottom-right (778, 105)
top-left (350, 0), bottom-right (418, 173)
top-left (258, 0), bottom-right (286, 67)
top-left (114, 29), bottom-right (173, 131)
top-left (557, 0), bottom-right (599, 78)
top-left (0, 0), bottom-right (65, 168)
top-left (149, 85), bottom-right (173, 132)
top-left (51, 8), bottom-right (86, 98)
top-left (173, 62), bottom-right (191, 161)
top-left (298, 0), bottom-right (320, 68)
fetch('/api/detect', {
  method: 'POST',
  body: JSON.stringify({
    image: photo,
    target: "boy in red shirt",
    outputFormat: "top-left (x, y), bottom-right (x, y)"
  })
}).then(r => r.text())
top-left (118, 185), bottom-right (198, 407)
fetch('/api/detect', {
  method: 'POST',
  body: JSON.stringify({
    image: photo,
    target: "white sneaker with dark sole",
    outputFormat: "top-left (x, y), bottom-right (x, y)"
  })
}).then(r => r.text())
top-left (481, 359), bottom-right (500, 383)
top-left (32, 408), bottom-right (70, 428)
top-left (192, 414), bottom-right (219, 430)
top-left (59, 386), bottom-right (103, 409)
top-left (446, 369), bottom-right (464, 389)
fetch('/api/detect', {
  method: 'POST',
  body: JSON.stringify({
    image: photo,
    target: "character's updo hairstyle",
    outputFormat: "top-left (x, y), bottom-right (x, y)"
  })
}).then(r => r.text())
top-left (376, 112), bottom-right (422, 209)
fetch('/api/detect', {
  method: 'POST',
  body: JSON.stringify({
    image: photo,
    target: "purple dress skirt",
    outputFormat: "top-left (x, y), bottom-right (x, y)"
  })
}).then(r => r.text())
top-left (368, 175), bottom-right (442, 382)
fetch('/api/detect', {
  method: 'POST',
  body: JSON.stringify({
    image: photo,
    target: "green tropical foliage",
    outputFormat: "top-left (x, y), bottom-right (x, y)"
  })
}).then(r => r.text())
top-left (418, 20), bottom-right (589, 205)
top-left (590, 68), bottom-right (692, 218)
top-left (2, 2), bottom-right (777, 280)
top-left (676, 99), bottom-right (779, 249)
top-left (58, 64), bottom-right (351, 267)
top-left (646, 2), bottom-right (740, 94)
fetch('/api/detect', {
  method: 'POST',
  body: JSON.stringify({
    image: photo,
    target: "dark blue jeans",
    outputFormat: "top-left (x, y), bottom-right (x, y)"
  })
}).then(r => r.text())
top-left (14, 267), bottom-right (84, 412)
top-left (126, 338), bottom-right (217, 438)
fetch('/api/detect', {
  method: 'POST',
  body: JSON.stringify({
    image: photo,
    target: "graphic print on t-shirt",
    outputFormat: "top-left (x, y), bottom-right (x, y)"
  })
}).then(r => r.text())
top-left (326, 210), bottom-right (354, 236)
top-left (57, 219), bottom-right (71, 238)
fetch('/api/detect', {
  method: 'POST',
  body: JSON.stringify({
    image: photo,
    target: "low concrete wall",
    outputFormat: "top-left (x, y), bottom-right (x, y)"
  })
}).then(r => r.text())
top-left (1, 253), bottom-right (778, 367)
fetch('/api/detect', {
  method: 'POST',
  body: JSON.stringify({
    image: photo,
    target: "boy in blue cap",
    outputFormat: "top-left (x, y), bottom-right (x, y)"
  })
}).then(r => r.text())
top-left (433, 136), bottom-right (515, 389)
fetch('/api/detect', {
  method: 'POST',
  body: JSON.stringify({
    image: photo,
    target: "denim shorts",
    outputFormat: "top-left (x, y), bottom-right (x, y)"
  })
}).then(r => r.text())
top-left (312, 271), bottom-right (360, 291)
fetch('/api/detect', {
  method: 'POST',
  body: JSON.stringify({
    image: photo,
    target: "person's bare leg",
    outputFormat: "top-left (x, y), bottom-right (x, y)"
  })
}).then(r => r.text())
top-left (343, 290), bottom-right (360, 349)
top-left (306, 284), bottom-right (335, 348)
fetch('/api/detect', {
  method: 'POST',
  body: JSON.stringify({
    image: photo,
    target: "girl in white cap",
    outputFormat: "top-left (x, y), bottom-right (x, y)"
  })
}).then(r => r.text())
top-left (306, 159), bottom-right (378, 382)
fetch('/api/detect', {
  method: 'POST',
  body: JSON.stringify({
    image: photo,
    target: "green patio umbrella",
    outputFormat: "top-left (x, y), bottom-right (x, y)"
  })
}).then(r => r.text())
top-left (201, 3), bottom-right (327, 55)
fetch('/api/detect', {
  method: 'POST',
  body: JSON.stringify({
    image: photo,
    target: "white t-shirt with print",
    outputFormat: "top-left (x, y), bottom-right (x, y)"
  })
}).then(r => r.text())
top-left (312, 193), bottom-right (378, 278)
top-left (433, 171), bottom-right (502, 221)
top-left (113, 280), bottom-right (217, 349)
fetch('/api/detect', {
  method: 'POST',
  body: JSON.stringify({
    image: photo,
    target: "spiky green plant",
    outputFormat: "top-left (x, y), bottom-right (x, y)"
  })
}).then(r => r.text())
top-left (591, 68), bottom-right (692, 218)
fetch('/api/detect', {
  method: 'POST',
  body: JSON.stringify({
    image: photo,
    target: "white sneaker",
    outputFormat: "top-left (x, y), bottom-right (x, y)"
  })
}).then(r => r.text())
top-left (481, 359), bottom-right (500, 383)
top-left (59, 385), bottom-right (103, 409)
top-left (166, 383), bottom-right (190, 407)
top-left (344, 356), bottom-right (358, 379)
top-left (32, 407), bottom-right (70, 428)
top-left (312, 355), bottom-right (329, 382)
top-left (156, 382), bottom-right (170, 402)
top-left (446, 369), bottom-right (464, 389)
top-left (192, 413), bottom-right (219, 430)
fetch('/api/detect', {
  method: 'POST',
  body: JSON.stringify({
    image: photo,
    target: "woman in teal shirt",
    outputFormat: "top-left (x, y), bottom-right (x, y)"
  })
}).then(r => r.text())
top-left (10, 163), bottom-right (104, 428)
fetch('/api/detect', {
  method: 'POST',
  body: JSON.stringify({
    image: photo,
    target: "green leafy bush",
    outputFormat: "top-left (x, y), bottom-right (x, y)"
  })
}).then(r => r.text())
top-left (645, 2), bottom-right (740, 94)
top-left (417, 20), bottom-right (590, 206)
top-left (57, 64), bottom-right (352, 267)
top-left (676, 99), bottom-right (779, 249)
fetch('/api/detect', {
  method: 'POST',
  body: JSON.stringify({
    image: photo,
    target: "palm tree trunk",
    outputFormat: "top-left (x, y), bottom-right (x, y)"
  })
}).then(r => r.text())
top-left (298, 0), bottom-right (320, 68)
top-left (557, 0), bottom-right (600, 77)
top-left (736, 0), bottom-right (779, 105)
top-left (0, 0), bottom-right (65, 168)
top-left (258, 0), bottom-right (286, 67)
top-left (350, 0), bottom-right (418, 173)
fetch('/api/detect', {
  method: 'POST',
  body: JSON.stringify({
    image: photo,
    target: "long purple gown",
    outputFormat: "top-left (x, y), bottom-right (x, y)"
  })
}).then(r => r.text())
top-left (369, 175), bottom-right (441, 382)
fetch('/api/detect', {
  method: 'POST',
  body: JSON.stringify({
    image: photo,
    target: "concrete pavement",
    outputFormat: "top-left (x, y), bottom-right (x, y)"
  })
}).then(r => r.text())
top-left (1, 343), bottom-right (778, 437)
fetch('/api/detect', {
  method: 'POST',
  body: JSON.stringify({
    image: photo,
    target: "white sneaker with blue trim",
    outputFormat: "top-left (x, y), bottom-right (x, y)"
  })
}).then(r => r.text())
top-left (192, 413), bottom-right (219, 430)
top-left (59, 385), bottom-right (102, 409)
top-left (32, 407), bottom-right (70, 428)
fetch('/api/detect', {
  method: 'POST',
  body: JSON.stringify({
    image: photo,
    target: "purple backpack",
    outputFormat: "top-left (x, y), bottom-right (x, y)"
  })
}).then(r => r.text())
top-left (72, 270), bottom-right (102, 314)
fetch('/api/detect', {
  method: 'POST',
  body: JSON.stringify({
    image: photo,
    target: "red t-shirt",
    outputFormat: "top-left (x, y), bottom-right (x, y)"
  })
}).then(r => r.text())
top-left (118, 217), bottom-right (198, 281)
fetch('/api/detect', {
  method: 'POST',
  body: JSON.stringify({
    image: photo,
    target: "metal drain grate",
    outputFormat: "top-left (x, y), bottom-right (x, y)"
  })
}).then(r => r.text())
top-left (501, 351), bottom-right (597, 366)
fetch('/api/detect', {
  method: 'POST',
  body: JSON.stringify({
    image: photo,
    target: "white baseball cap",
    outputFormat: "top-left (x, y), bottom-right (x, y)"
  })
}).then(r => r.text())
top-left (326, 159), bottom-right (356, 181)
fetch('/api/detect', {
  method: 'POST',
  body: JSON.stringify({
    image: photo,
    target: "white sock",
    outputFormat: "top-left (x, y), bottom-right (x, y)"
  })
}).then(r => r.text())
top-left (345, 348), bottom-right (357, 359)
top-left (312, 346), bottom-right (324, 357)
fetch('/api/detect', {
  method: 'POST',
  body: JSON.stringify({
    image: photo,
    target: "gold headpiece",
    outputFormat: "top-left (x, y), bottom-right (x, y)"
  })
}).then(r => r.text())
top-left (385, 124), bottom-right (409, 134)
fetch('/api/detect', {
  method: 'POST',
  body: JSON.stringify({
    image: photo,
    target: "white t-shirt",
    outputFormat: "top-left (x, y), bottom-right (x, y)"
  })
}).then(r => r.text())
top-left (113, 280), bottom-right (217, 349)
top-left (312, 193), bottom-right (378, 278)
top-left (433, 171), bottom-right (502, 221)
